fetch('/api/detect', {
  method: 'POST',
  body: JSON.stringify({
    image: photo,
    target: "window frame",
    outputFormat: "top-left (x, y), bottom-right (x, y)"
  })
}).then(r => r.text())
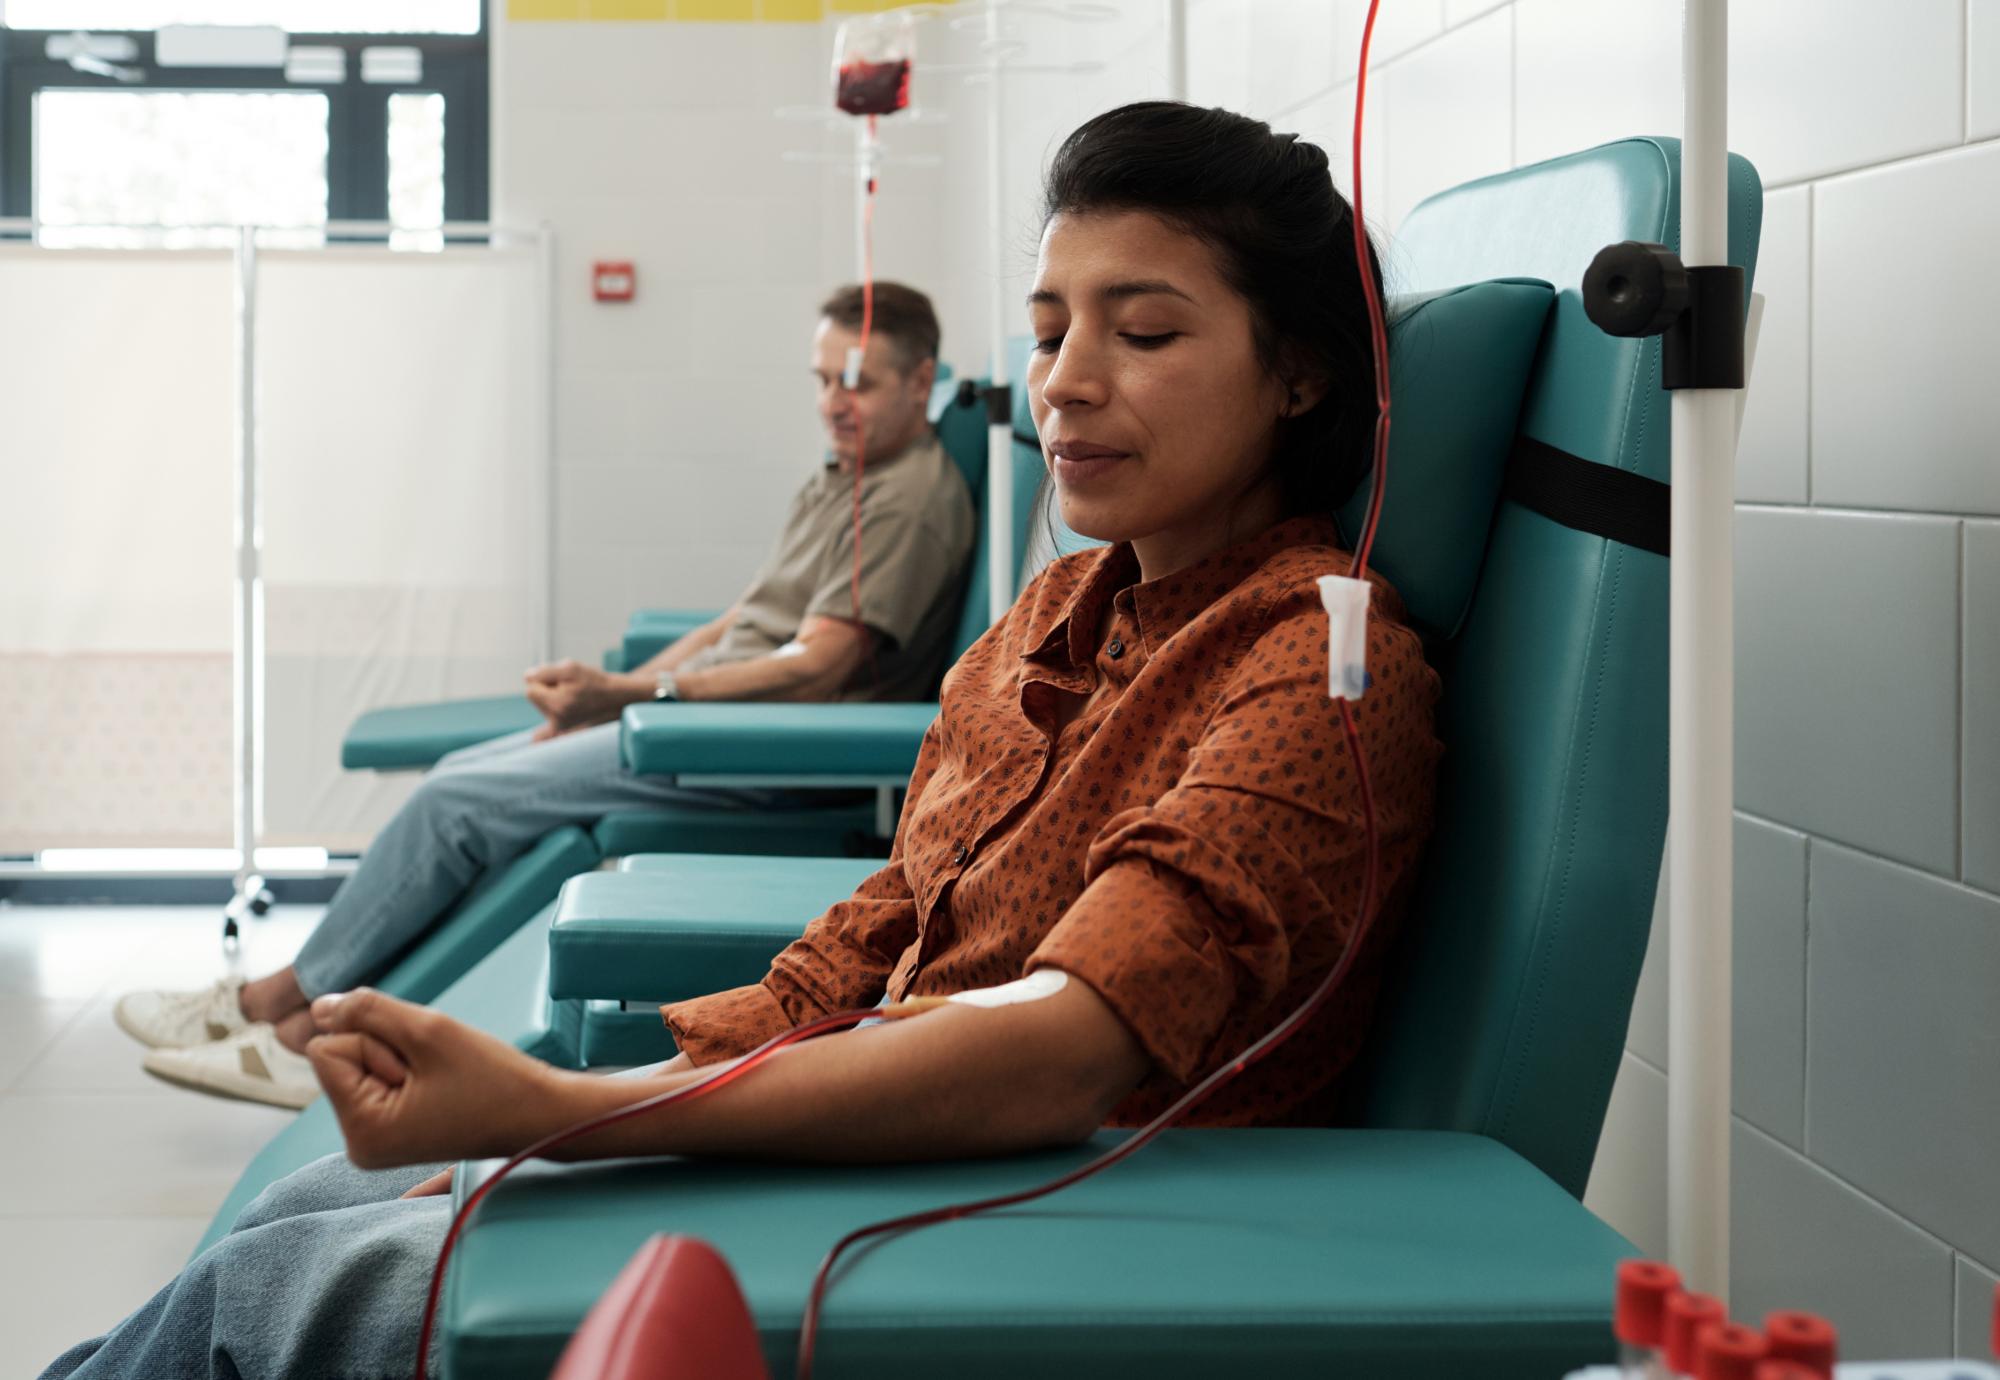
top-left (0, 9), bottom-right (488, 230)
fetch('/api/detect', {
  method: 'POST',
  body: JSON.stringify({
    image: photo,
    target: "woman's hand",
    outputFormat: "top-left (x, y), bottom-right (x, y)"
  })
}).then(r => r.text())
top-left (306, 989), bottom-right (571, 1170)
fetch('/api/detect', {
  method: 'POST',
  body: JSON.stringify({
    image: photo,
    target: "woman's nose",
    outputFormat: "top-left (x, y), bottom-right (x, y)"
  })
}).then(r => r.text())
top-left (1039, 340), bottom-right (1108, 412)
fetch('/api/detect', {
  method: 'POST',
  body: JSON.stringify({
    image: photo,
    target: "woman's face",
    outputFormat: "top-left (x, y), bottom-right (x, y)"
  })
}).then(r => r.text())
top-left (1026, 209), bottom-right (1302, 580)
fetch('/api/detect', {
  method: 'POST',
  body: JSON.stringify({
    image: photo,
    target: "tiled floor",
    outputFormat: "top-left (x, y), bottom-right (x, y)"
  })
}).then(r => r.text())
top-left (0, 901), bottom-right (321, 1376)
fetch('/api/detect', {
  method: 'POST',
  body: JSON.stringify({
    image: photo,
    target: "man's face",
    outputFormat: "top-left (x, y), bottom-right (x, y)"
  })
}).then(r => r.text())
top-left (811, 319), bottom-right (934, 467)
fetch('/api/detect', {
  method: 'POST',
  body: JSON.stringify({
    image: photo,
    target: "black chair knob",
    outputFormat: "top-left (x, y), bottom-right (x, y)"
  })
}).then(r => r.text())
top-left (1583, 240), bottom-right (1689, 338)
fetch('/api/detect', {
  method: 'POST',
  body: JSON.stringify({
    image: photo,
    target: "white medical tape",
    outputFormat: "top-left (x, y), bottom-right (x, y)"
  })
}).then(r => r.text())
top-left (1317, 573), bottom-right (1371, 701)
top-left (945, 968), bottom-right (1070, 1009)
top-left (842, 345), bottom-right (864, 390)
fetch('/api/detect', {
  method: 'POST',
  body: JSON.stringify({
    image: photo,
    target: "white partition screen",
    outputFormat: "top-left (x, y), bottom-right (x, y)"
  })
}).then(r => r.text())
top-left (256, 247), bottom-right (546, 851)
top-left (0, 249), bottom-right (238, 852)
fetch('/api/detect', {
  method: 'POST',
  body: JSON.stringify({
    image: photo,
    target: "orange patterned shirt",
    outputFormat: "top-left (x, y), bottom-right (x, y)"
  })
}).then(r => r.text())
top-left (664, 514), bottom-right (1443, 1127)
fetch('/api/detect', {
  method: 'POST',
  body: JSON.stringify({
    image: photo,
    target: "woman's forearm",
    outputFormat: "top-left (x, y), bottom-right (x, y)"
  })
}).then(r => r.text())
top-left (537, 992), bottom-right (1146, 1165)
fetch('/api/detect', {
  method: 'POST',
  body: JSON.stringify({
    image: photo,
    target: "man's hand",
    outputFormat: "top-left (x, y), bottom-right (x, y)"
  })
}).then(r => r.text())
top-left (306, 989), bottom-right (569, 1170)
top-left (523, 660), bottom-right (644, 740)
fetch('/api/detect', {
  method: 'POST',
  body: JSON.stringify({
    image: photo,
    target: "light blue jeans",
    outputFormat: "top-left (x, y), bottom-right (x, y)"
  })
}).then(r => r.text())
top-left (38, 1154), bottom-right (451, 1380)
top-left (292, 723), bottom-right (791, 998)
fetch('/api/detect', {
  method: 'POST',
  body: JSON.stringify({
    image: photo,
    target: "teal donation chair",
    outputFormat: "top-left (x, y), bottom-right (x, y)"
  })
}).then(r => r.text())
top-left (321, 374), bottom-right (1009, 1012)
top-left (433, 138), bottom-right (1763, 1379)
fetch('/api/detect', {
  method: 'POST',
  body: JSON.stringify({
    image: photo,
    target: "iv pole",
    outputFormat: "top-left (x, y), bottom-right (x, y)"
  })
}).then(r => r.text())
top-left (1668, 0), bottom-right (1736, 1299)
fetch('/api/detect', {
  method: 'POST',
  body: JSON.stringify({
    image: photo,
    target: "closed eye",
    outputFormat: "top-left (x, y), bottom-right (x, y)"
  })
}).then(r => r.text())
top-left (1121, 332), bottom-right (1179, 349)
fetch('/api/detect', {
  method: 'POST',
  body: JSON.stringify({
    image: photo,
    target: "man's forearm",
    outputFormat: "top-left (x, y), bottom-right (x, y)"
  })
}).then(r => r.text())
top-left (639, 613), bottom-right (733, 676)
top-left (671, 645), bottom-right (850, 703)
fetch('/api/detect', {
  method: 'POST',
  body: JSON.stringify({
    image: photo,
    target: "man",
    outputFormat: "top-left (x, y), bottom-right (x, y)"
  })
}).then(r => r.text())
top-left (114, 281), bottom-right (976, 1109)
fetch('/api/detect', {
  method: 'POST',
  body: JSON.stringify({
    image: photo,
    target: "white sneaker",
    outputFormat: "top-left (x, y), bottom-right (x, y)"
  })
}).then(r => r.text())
top-left (114, 977), bottom-right (250, 1050)
top-left (142, 1024), bottom-right (320, 1110)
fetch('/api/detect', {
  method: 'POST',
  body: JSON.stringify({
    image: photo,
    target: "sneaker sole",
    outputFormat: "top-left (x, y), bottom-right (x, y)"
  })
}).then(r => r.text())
top-left (141, 1057), bottom-right (319, 1111)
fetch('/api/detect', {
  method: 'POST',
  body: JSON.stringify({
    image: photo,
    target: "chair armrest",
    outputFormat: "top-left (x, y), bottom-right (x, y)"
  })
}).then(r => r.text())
top-left (549, 913), bottom-right (805, 1004)
top-left (546, 859), bottom-right (871, 1002)
top-left (341, 695), bottom-right (544, 771)
top-left (619, 702), bottom-right (938, 780)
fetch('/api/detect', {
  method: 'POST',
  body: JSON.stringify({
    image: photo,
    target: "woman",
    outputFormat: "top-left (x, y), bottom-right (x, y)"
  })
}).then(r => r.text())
top-left (41, 100), bottom-right (1442, 1379)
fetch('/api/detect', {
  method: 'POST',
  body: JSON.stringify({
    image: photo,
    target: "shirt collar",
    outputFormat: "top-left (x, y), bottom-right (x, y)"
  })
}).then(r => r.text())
top-left (1022, 513), bottom-right (1347, 672)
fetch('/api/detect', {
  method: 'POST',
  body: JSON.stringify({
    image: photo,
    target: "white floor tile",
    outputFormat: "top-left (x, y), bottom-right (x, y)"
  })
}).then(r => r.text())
top-left (13, 994), bottom-right (184, 1098)
top-left (0, 1215), bottom-right (208, 1377)
top-left (0, 997), bottom-right (88, 1093)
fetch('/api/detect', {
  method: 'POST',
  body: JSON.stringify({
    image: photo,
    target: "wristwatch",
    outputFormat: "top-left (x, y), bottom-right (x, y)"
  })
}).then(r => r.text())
top-left (653, 670), bottom-right (681, 702)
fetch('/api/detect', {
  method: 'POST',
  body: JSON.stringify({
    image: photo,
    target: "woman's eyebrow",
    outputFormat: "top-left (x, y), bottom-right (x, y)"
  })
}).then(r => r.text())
top-left (1027, 279), bottom-right (1197, 308)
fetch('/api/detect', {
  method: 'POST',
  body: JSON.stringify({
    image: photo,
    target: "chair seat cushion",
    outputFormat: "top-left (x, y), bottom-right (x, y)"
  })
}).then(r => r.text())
top-left (444, 1128), bottom-right (1630, 1379)
top-left (341, 694), bottom-right (542, 770)
top-left (548, 856), bottom-right (877, 1002)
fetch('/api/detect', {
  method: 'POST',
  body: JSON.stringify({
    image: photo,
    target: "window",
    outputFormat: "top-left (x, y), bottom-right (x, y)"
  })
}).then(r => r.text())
top-left (36, 90), bottom-right (331, 248)
top-left (5, 3), bottom-right (480, 34)
top-left (0, 7), bottom-right (486, 240)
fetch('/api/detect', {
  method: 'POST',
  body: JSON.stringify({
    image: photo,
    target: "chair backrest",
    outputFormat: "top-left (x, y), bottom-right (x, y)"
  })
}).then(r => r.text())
top-left (934, 338), bottom-right (1052, 665)
top-left (1350, 137), bottom-right (1763, 1197)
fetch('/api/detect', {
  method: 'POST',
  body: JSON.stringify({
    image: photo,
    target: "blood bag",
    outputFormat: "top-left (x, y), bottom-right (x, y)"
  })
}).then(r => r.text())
top-left (833, 12), bottom-right (915, 117)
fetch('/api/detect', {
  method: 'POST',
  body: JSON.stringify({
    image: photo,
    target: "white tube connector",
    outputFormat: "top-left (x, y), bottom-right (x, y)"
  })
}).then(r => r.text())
top-left (843, 345), bottom-right (864, 390)
top-left (1317, 574), bottom-right (1371, 701)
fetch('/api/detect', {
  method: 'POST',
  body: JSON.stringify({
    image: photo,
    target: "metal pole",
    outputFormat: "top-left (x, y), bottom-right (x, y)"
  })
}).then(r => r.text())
top-left (229, 226), bottom-right (267, 927)
top-left (535, 221), bottom-right (557, 665)
top-left (984, 1), bottom-right (1014, 625)
top-left (1164, 0), bottom-right (1188, 102)
top-left (1667, 0), bottom-right (1735, 1300)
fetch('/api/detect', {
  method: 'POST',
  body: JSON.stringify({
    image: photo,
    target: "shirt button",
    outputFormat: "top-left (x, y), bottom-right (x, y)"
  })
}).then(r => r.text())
top-left (1106, 637), bottom-right (1125, 659)
top-left (952, 842), bottom-right (971, 865)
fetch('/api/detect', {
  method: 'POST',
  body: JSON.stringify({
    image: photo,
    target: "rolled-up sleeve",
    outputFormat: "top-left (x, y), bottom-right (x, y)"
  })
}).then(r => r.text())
top-left (662, 719), bottom-right (946, 1063)
top-left (1027, 590), bottom-right (1435, 1084)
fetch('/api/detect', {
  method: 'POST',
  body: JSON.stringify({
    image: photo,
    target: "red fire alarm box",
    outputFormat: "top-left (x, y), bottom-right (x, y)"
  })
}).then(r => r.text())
top-left (593, 261), bottom-right (636, 302)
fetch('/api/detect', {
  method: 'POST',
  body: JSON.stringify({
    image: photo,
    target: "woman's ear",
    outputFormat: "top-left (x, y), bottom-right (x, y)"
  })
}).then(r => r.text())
top-left (1282, 373), bottom-right (1330, 418)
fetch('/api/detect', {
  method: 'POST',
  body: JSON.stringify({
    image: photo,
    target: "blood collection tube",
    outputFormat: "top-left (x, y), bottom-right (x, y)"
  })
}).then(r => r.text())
top-left (1615, 1260), bottom-right (1683, 1377)
top-left (1693, 1321), bottom-right (1769, 1380)
top-left (1664, 1292), bottom-right (1727, 1379)
top-left (1752, 1365), bottom-right (1821, 1380)
top-left (1761, 1310), bottom-right (1836, 1377)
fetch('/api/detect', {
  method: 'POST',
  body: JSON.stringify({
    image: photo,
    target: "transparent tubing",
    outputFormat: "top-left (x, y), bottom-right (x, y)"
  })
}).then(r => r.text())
top-left (1667, 0), bottom-right (1736, 1301)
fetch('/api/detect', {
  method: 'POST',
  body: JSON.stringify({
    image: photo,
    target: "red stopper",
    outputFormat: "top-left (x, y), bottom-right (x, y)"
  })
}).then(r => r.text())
top-left (1695, 1321), bottom-right (1770, 1380)
top-left (1991, 1281), bottom-right (1999, 1361)
top-left (1754, 1364), bottom-right (1824, 1380)
top-left (1665, 1291), bottom-right (1728, 1374)
top-left (1762, 1310), bottom-right (1837, 1376)
top-left (1615, 1259), bottom-right (1683, 1346)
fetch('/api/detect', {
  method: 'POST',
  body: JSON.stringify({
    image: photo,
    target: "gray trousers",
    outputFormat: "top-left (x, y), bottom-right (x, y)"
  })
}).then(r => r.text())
top-left (38, 1154), bottom-right (451, 1380)
top-left (292, 723), bottom-right (787, 998)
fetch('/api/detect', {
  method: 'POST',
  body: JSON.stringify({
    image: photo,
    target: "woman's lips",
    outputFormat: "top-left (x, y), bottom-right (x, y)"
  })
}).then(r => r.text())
top-left (1054, 454), bottom-right (1129, 485)
top-left (1050, 441), bottom-right (1131, 485)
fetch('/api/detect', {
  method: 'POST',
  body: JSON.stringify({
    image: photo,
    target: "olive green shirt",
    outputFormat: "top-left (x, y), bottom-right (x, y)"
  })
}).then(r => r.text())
top-left (680, 432), bottom-right (976, 701)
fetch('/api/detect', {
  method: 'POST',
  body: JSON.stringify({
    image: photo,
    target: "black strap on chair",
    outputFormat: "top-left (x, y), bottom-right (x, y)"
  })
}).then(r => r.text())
top-left (1504, 435), bottom-right (1672, 557)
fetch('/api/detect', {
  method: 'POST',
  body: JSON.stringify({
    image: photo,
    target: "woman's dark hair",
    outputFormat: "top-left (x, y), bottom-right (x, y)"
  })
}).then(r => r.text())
top-left (1040, 101), bottom-right (1387, 515)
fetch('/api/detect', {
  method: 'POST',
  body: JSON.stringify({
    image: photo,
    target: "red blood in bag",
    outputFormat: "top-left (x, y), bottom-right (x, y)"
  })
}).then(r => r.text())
top-left (837, 58), bottom-right (910, 116)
